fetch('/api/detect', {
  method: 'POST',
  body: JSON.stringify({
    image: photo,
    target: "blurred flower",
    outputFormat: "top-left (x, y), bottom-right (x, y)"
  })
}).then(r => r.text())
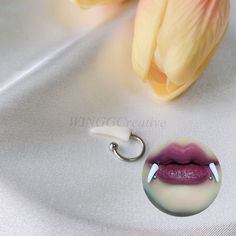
top-left (72, 0), bottom-right (126, 8)
top-left (132, 0), bottom-right (230, 101)
top-left (74, 0), bottom-right (230, 101)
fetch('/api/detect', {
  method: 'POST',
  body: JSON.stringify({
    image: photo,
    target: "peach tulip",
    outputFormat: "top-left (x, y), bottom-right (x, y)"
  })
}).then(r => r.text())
top-left (72, 0), bottom-right (126, 8)
top-left (132, 0), bottom-right (230, 101)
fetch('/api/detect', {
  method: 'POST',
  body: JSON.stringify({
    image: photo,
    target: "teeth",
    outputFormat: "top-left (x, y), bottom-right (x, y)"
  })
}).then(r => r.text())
top-left (209, 163), bottom-right (220, 183)
top-left (147, 163), bottom-right (159, 183)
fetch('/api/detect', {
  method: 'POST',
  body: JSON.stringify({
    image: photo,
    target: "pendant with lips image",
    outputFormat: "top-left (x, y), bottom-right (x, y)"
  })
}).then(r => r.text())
top-left (147, 143), bottom-right (220, 185)
top-left (142, 139), bottom-right (222, 217)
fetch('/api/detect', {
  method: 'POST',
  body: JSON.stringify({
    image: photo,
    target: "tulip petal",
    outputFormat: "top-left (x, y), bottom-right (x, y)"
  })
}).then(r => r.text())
top-left (132, 0), bottom-right (230, 101)
top-left (132, 0), bottom-right (167, 80)
top-left (73, 0), bottom-right (126, 8)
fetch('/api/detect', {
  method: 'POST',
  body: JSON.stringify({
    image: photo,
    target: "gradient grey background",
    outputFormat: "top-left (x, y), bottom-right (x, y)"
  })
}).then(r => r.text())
top-left (0, 1), bottom-right (236, 235)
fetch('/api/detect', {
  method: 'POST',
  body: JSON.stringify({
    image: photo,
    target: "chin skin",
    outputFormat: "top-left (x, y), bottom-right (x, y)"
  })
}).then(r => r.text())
top-left (143, 166), bottom-right (221, 217)
top-left (143, 138), bottom-right (222, 217)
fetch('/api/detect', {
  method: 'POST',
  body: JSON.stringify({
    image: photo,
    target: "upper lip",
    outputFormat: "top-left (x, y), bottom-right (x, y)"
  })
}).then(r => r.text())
top-left (148, 143), bottom-right (218, 166)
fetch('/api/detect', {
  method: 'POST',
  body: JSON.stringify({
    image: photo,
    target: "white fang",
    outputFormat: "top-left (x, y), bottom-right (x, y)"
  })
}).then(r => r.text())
top-left (209, 163), bottom-right (219, 182)
top-left (90, 126), bottom-right (131, 142)
top-left (147, 164), bottom-right (159, 183)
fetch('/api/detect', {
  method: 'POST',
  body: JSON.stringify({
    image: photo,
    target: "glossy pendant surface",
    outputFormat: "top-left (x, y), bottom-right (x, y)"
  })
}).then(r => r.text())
top-left (142, 138), bottom-right (222, 217)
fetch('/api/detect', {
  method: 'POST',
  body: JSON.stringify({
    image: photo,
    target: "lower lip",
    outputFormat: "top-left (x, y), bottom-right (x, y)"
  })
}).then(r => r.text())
top-left (156, 164), bottom-right (211, 185)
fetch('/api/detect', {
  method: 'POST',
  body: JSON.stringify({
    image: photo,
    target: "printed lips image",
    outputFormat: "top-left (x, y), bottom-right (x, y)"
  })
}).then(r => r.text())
top-left (142, 138), bottom-right (222, 217)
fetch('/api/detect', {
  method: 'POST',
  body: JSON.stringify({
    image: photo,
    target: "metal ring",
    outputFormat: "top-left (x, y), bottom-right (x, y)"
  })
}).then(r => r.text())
top-left (109, 134), bottom-right (146, 162)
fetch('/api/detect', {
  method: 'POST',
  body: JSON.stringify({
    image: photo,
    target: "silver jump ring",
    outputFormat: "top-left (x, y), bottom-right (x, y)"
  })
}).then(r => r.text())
top-left (109, 134), bottom-right (146, 162)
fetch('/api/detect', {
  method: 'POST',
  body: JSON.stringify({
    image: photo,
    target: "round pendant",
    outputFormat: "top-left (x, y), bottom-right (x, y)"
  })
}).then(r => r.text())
top-left (142, 138), bottom-right (222, 217)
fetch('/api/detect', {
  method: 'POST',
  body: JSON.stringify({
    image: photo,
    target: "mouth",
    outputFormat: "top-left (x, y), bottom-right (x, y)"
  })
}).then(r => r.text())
top-left (147, 143), bottom-right (220, 185)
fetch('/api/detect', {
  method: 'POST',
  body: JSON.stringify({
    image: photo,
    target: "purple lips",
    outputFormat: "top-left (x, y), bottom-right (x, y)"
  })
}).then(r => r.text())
top-left (148, 143), bottom-right (218, 185)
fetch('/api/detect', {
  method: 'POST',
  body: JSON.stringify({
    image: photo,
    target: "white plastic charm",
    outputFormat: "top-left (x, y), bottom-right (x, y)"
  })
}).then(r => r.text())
top-left (90, 126), bottom-right (131, 141)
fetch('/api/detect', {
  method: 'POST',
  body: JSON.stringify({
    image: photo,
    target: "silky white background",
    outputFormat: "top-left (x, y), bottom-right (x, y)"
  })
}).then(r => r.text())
top-left (0, 1), bottom-right (236, 235)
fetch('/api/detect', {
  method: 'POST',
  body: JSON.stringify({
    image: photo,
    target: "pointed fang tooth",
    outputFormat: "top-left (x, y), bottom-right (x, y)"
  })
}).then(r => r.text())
top-left (147, 164), bottom-right (159, 183)
top-left (209, 163), bottom-right (220, 183)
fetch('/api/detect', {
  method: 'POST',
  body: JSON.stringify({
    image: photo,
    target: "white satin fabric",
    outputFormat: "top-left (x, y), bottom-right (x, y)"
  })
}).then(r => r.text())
top-left (0, 1), bottom-right (236, 235)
